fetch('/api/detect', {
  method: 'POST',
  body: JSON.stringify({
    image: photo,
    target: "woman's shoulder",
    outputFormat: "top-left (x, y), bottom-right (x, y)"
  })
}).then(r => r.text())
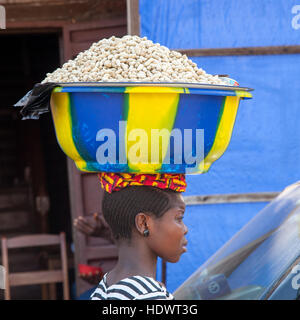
top-left (90, 273), bottom-right (174, 300)
top-left (111, 275), bottom-right (174, 300)
top-left (90, 273), bottom-right (108, 300)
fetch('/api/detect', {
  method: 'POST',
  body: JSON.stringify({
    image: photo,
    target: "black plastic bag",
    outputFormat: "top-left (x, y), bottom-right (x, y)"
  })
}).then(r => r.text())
top-left (14, 82), bottom-right (58, 119)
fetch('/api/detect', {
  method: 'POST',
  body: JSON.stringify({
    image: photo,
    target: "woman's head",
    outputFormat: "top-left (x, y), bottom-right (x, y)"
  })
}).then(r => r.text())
top-left (102, 186), bottom-right (188, 262)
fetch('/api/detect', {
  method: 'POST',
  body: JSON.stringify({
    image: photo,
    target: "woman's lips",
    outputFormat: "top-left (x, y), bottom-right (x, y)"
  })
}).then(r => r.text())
top-left (182, 240), bottom-right (188, 252)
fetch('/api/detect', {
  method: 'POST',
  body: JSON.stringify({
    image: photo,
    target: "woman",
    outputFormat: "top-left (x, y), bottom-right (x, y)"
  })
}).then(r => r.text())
top-left (90, 173), bottom-right (188, 300)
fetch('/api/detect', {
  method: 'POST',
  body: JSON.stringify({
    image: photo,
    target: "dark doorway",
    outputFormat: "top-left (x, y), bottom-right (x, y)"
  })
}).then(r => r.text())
top-left (0, 32), bottom-right (71, 240)
top-left (0, 32), bottom-right (73, 299)
top-left (0, 31), bottom-right (73, 289)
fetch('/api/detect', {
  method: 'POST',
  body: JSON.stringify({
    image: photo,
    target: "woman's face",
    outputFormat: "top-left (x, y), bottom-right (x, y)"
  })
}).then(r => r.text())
top-left (147, 193), bottom-right (188, 263)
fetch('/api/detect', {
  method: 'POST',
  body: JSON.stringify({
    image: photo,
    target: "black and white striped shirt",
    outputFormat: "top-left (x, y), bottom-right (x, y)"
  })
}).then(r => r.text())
top-left (90, 273), bottom-right (174, 300)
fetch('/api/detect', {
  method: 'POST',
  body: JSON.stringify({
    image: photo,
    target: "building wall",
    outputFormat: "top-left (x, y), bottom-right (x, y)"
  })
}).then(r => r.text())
top-left (140, 0), bottom-right (300, 292)
top-left (1, 0), bottom-right (126, 24)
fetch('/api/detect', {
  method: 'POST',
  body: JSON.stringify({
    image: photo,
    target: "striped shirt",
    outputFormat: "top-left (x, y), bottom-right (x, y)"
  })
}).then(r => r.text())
top-left (90, 273), bottom-right (174, 300)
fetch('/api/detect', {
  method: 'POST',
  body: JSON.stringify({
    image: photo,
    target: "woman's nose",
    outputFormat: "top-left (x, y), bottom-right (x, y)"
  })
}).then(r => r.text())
top-left (183, 223), bottom-right (188, 235)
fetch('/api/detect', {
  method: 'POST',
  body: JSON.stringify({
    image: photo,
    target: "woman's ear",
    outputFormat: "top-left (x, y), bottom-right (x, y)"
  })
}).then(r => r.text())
top-left (135, 212), bottom-right (151, 235)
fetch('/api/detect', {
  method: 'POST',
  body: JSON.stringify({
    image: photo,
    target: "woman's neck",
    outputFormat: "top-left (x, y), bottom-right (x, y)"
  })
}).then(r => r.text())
top-left (106, 238), bottom-right (157, 286)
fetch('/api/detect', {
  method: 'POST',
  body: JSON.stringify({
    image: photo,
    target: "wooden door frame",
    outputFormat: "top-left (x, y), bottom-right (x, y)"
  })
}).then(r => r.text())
top-left (62, 17), bottom-right (127, 60)
top-left (126, 0), bottom-right (140, 36)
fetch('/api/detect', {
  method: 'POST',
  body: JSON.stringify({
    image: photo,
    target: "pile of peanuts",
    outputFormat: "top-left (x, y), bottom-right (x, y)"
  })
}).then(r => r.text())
top-left (42, 35), bottom-right (229, 85)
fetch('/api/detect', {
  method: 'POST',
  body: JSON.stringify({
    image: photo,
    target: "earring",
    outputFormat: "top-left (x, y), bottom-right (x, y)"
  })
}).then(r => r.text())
top-left (143, 229), bottom-right (150, 237)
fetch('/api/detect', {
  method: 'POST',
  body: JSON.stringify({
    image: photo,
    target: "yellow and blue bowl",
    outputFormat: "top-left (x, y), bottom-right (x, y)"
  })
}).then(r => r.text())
top-left (49, 82), bottom-right (253, 174)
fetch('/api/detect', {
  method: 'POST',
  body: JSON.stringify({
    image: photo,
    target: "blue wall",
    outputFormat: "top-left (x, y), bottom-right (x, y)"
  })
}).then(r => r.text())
top-left (140, 0), bottom-right (300, 49)
top-left (140, 0), bottom-right (300, 292)
top-left (188, 54), bottom-right (300, 194)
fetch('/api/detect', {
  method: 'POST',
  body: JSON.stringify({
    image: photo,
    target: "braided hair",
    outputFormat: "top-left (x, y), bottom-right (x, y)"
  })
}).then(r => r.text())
top-left (102, 186), bottom-right (178, 240)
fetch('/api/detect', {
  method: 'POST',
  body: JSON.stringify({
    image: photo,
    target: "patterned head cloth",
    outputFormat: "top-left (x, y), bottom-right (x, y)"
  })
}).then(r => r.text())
top-left (98, 172), bottom-right (186, 193)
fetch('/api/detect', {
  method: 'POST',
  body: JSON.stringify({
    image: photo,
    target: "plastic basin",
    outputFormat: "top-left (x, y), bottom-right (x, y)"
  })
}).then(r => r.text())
top-left (49, 82), bottom-right (253, 174)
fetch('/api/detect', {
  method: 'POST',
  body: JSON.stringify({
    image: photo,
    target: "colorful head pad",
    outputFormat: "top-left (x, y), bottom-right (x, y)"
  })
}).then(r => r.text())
top-left (98, 172), bottom-right (187, 193)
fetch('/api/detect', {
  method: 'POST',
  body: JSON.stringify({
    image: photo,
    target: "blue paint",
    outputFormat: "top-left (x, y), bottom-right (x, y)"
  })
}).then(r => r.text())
top-left (161, 94), bottom-right (225, 173)
top-left (140, 0), bottom-right (300, 49)
top-left (71, 92), bottom-right (128, 172)
top-left (174, 94), bottom-right (224, 157)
